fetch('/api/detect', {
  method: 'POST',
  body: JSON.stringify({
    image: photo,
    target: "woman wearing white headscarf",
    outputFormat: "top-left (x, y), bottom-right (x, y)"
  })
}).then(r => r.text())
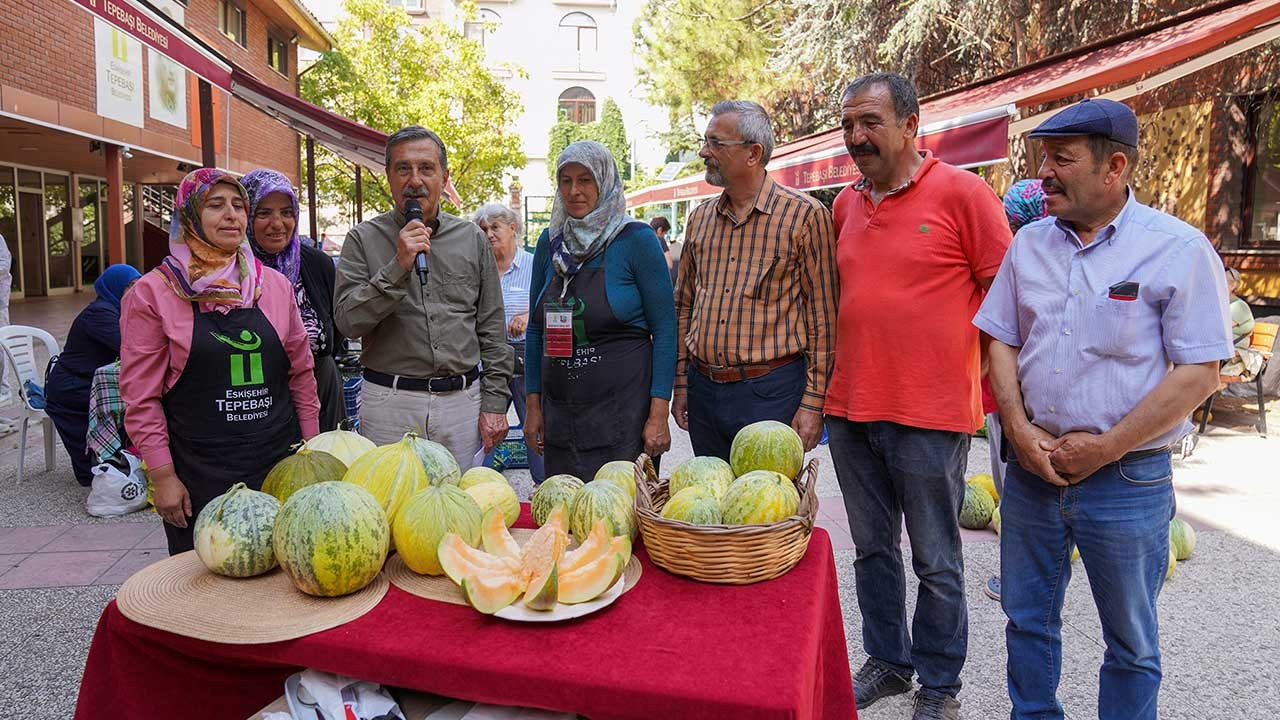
top-left (523, 141), bottom-right (676, 480)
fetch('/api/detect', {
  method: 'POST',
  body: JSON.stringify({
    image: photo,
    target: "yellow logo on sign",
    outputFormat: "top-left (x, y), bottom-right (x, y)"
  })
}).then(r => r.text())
top-left (111, 28), bottom-right (129, 62)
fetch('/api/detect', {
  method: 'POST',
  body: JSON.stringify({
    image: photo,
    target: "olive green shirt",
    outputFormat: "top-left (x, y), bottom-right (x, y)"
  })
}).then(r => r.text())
top-left (334, 208), bottom-right (513, 414)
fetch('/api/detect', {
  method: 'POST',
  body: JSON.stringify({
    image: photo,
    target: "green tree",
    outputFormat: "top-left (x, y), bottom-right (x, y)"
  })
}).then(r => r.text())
top-left (300, 0), bottom-right (525, 218)
top-left (545, 98), bottom-right (631, 180)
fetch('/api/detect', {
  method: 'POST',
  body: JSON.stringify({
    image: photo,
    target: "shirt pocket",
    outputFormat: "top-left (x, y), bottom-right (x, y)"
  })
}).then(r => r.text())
top-left (740, 256), bottom-right (782, 300)
top-left (1083, 298), bottom-right (1141, 358)
top-left (438, 271), bottom-right (478, 310)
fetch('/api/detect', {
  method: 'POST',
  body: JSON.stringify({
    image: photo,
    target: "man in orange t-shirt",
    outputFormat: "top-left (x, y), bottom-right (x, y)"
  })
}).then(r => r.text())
top-left (825, 73), bottom-right (1011, 720)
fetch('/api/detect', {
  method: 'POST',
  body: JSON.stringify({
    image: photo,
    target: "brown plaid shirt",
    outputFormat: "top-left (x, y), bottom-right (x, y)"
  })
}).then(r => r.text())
top-left (674, 176), bottom-right (839, 412)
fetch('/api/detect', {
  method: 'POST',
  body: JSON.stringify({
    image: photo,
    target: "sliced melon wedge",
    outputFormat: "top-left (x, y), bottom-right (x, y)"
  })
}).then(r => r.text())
top-left (559, 551), bottom-right (625, 604)
top-left (481, 508), bottom-right (521, 559)
top-left (607, 535), bottom-right (632, 569)
top-left (561, 519), bottom-right (611, 574)
top-left (460, 570), bottom-right (523, 614)
top-left (522, 558), bottom-right (558, 611)
top-left (438, 533), bottom-right (521, 585)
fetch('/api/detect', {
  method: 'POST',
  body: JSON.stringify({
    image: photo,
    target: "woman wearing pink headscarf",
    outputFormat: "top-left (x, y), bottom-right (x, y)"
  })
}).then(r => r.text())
top-left (120, 169), bottom-right (319, 555)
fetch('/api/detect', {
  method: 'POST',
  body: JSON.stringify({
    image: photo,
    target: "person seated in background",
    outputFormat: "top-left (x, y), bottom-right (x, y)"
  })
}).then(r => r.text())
top-left (1226, 267), bottom-right (1254, 349)
top-left (44, 264), bottom-right (141, 485)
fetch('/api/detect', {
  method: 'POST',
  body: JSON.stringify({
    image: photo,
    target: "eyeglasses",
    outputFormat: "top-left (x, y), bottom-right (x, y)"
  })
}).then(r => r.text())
top-left (701, 136), bottom-right (754, 149)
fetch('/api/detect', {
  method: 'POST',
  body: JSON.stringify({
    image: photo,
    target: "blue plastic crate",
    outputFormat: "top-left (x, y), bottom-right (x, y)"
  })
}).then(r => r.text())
top-left (342, 375), bottom-right (362, 431)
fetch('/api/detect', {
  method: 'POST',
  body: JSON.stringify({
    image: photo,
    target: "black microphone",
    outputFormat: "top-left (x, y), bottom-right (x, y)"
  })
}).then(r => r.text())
top-left (403, 199), bottom-right (439, 287)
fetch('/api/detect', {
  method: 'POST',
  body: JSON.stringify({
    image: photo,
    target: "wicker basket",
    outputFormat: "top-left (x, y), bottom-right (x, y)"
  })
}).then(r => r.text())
top-left (633, 454), bottom-right (819, 585)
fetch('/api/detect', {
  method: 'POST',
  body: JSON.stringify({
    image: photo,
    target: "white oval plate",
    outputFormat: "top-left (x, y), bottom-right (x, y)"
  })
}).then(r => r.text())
top-left (493, 575), bottom-right (627, 622)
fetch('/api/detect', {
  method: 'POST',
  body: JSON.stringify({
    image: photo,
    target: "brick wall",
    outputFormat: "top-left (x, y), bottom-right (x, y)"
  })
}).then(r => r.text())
top-left (0, 0), bottom-right (303, 184)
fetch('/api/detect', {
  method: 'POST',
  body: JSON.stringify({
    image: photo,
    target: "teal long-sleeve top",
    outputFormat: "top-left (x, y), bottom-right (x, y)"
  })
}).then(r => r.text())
top-left (525, 221), bottom-right (676, 399)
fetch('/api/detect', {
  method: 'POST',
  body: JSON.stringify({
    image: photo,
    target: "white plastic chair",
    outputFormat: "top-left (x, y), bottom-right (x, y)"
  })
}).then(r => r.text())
top-left (0, 325), bottom-right (59, 483)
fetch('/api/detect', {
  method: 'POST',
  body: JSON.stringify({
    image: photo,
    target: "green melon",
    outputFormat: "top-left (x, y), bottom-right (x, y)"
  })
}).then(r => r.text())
top-left (273, 482), bottom-right (389, 597)
top-left (531, 474), bottom-right (584, 526)
top-left (594, 460), bottom-right (637, 499)
top-left (669, 456), bottom-right (734, 500)
top-left (721, 470), bottom-right (800, 525)
top-left (458, 466), bottom-right (507, 491)
top-left (261, 448), bottom-right (348, 504)
top-left (960, 483), bottom-right (996, 530)
top-left (661, 486), bottom-right (723, 525)
top-left (991, 505), bottom-right (1001, 535)
top-left (193, 482), bottom-right (280, 578)
top-left (403, 433), bottom-right (462, 486)
top-left (1169, 517), bottom-right (1197, 561)
top-left (302, 429), bottom-right (376, 467)
top-left (1166, 544), bottom-right (1177, 580)
top-left (569, 480), bottom-right (636, 541)
top-left (730, 420), bottom-right (804, 479)
top-left (393, 484), bottom-right (485, 575)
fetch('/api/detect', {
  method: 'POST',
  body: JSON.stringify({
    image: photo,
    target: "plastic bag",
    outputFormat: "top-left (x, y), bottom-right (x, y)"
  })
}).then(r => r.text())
top-left (87, 451), bottom-right (149, 517)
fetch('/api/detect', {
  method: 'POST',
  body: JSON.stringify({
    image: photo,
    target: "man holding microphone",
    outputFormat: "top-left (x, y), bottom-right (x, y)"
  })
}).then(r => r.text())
top-left (335, 125), bottom-right (512, 469)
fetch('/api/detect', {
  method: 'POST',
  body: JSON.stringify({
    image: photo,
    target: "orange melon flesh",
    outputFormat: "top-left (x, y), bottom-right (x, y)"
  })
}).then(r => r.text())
top-left (522, 559), bottom-right (558, 610)
top-left (438, 533), bottom-right (520, 585)
top-left (559, 551), bottom-right (624, 604)
top-left (481, 508), bottom-right (521, 559)
top-left (561, 519), bottom-right (611, 574)
top-left (461, 570), bottom-right (523, 614)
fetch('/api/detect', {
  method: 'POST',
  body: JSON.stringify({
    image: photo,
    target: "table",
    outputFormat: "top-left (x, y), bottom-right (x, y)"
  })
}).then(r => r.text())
top-left (75, 506), bottom-right (857, 720)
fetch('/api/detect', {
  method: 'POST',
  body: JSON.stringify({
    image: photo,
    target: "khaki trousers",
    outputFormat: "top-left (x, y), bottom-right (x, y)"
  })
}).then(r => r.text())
top-left (359, 380), bottom-right (482, 471)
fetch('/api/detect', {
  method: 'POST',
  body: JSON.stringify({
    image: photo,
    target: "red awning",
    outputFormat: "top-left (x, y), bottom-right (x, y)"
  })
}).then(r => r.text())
top-left (229, 66), bottom-right (463, 206)
top-left (627, 0), bottom-right (1280, 209)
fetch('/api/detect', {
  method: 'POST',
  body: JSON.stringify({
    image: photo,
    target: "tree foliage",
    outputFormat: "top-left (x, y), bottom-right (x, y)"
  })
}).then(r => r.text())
top-left (546, 98), bottom-right (632, 180)
top-left (300, 0), bottom-right (525, 219)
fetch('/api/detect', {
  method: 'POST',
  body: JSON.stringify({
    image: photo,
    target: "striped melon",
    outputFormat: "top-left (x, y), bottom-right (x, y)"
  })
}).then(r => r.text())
top-left (1169, 517), bottom-right (1197, 561)
top-left (403, 433), bottom-right (462, 486)
top-left (730, 420), bottom-right (804, 479)
top-left (721, 470), bottom-right (800, 525)
top-left (302, 430), bottom-right (376, 467)
top-left (669, 456), bottom-right (734, 500)
top-left (594, 461), bottom-right (637, 499)
top-left (459, 466), bottom-right (507, 491)
top-left (342, 434), bottom-right (427, 528)
top-left (960, 484), bottom-right (996, 530)
top-left (393, 485), bottom-right (485, 575)
top-left (193, 482), bottom-right (280, 578)
top-left (261, 448), bottom-right (348, 504)
top-left (531, 474), bottom-right (584, 526)
top-left (569, 480), bottom-right (636, 540)
top-left (661, 486), bottom-right (723, 525)
top-left (273, 482), bottom-right (389, 597)
top-left (465, 481), bottom-right (520, 528)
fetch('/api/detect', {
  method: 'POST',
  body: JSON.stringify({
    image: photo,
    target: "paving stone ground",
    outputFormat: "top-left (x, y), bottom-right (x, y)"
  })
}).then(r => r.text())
top-left (3, 293), bottom-right (1277, 718)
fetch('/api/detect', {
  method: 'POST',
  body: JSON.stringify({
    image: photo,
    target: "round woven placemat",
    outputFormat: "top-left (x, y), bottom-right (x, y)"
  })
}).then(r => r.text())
top-left (116, 551), bottom-right (389, 644)
top-left (386, 528), bottom-right (643, 606)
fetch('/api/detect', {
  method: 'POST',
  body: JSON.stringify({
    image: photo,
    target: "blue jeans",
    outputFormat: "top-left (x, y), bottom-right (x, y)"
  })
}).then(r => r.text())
top-left (825, 417), bottom-right (970, 696)
top-left (1001, 453), bottom-right (1174, 720)
top-left (482, 373), bottom-right (545, 484)
top-left (686, 359), bottom-right (805, 461)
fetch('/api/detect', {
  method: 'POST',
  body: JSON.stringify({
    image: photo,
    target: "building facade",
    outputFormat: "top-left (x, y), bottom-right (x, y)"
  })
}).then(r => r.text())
top-left (0, 0), bottom-right (329, 299)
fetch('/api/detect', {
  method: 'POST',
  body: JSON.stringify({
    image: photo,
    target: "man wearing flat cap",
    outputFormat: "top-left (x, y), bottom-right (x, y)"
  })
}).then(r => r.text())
top-left (974, 98), bottom-right (1233, 719)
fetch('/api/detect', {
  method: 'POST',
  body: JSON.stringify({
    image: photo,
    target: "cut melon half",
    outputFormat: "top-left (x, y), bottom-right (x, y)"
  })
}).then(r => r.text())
top-left (559, 551), bottom-right (625, 604)
top-left (460, 570), bottom-right (523, 614)
top-left (481, 508), bottom-right (521, 559)
top-left (437, 533), bottom-right (521, 585)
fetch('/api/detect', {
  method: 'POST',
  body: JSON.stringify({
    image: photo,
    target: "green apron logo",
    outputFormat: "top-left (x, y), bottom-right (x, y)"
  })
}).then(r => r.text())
top-left (212, 330), bottom-right (264, 387)
top-left (571, 297), bottom-right (590, 348)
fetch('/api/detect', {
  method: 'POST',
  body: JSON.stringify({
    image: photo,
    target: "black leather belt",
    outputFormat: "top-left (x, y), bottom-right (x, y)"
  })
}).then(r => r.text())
top-left (363, 367), bottom-right (480, 393)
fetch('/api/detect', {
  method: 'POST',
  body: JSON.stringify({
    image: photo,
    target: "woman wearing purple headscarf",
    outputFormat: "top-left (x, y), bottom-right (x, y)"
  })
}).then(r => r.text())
top-left (241, 169), bottom-right (344, 432)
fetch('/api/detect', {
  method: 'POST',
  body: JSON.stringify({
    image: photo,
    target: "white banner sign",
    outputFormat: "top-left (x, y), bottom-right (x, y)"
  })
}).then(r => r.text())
top-left (148, 49), bottom-right (187, 128)
top-left (95, 17), bottom-right (144, 128)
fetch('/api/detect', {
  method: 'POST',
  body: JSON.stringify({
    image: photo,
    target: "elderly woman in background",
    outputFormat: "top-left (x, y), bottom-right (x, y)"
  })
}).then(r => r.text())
top-left (242, 169), bottom-right (344, 431)
top-left (524, 141), bottom-right (676, 480)
top-left (44, 264), bottom-right (141, 485)
top-left (474, 203), bottom-right (544, 484)
top-left (1225, 267), bottom-right (1254, 350)
top-left (121, 169), bottom-right (319, 554)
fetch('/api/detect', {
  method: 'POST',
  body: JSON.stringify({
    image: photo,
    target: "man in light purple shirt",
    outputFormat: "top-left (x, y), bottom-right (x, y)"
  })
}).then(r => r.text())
top-left (973, 99), bottom-right (1233, 720)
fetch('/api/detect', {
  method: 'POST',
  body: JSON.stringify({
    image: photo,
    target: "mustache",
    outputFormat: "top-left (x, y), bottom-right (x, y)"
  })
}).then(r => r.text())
top-left (402, 188), bottom-right (429, 198)
top-left (1041, 179), bottom-right (1065, 193)
top-left (849, 142), bottom-right (879, 156)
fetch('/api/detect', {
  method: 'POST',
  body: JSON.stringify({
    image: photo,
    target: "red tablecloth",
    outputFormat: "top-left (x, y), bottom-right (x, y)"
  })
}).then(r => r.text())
top-left (75, 506), bottom-right (857, 720)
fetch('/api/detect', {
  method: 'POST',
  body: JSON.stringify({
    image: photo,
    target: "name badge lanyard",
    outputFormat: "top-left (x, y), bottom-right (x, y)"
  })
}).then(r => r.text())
top-left (544, 274), bottom-right (575, 358)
